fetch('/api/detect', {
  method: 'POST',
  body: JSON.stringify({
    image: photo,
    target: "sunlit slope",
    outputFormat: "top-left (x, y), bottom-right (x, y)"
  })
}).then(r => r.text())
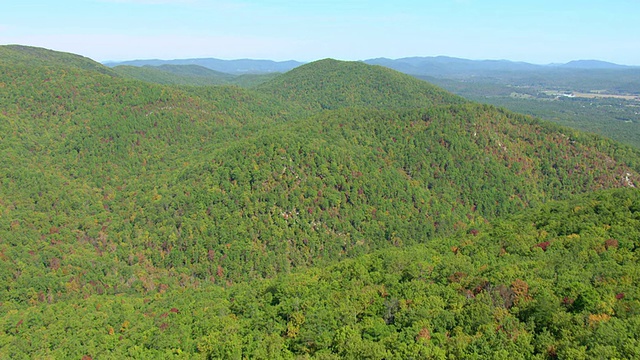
top-left (256, 58), bottom-right (466, 110)
top-left (0, 44), bottom-right (117, 76)
top-left (165, 103), bottom-right (640, 279)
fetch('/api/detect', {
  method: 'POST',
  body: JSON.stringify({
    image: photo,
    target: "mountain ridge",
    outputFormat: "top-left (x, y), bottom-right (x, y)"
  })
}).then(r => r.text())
top-left (560, 59), bottom-right (630, 69)
top-left (102, 54), bottom-right (638, 76)
top-left (104, 57), bottom-right (304, 75)
top-left (1, 44), bottom-right (117, 76)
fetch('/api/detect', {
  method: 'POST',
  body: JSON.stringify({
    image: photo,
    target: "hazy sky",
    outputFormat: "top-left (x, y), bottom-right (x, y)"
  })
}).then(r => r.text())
top-left (1, 0), bottom-right (638, 64)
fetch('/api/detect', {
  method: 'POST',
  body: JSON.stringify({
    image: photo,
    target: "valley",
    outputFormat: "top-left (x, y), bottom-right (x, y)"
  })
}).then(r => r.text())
top-left (424, 76), bottom-right (640, 149)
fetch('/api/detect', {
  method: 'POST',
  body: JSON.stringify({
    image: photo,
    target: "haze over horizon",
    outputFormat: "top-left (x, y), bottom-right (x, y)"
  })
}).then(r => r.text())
top-left (1, 0), bottom-right (639, 66)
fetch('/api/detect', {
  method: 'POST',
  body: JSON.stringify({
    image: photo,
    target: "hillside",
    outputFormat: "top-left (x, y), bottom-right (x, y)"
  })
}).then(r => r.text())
top-left (161, 102), bottom-right (640, 278)
top-left (256, 59), bottom-right (466, 110)
top-left (0, 44), bottom-right (117, 76)
top-left (1, 45), bottom-right (640, 357)
top-left (3, 189), bottom-right (640, 358)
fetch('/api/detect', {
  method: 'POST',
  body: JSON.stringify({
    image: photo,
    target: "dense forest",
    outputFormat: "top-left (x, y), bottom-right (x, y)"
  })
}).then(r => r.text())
top-left (1, 45), bottom-right (640, 358)
top-left (3, 189), bottom-right (639, 359)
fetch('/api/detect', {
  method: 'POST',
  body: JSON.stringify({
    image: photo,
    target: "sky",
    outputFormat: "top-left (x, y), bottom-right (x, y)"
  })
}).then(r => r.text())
top-left (1, 0), bottom-right (639, 65)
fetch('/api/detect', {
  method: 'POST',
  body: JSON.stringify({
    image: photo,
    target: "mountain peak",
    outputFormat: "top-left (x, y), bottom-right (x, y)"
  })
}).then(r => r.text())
top-left (257, 58), bottom-right (464, 110)
top-left (560, 59), bottom-right (629, 69)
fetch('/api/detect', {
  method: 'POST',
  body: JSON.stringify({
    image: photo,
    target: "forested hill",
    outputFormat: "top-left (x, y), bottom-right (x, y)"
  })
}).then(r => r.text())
top-left (256, 58), bottom-right (465, 110)
top-left (2, 45), bottom-right (640, 358)
top-left (0, 45), bottom-right (117, 76)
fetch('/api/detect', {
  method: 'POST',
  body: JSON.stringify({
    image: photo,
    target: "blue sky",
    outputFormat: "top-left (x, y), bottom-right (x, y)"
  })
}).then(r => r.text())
top-left (1, 0), bottom-right (638, 64)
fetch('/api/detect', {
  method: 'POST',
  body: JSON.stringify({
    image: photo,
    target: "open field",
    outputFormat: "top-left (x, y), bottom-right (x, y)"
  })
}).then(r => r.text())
top-left (572, 92), bottom-right (640, 101)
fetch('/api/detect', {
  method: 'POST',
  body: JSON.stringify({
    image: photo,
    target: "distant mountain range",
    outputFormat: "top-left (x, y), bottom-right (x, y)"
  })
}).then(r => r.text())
top-left (104, 56), bottom-right (637, 76)
top-left (364, 57), bottom-right (638, 78)
top-left (104, 58), bottom-right (304, 75)
top-left (560, 59), bottom-right (631, 69)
